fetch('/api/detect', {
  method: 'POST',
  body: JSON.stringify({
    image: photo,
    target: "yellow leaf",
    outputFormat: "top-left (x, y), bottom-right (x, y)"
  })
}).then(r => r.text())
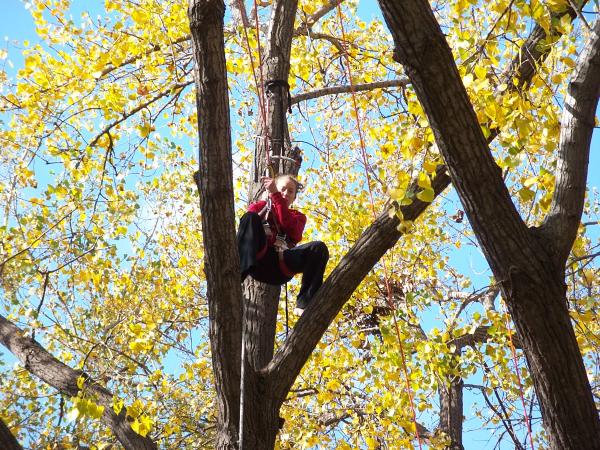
top-left (365, 437), bottom-right (378, 449)
top-left (518, 187), bottom-right (535, 202)
top-left (423, 160), bottom-right (438, 173)
top-left (523, 176), bottom-right (537, 188)
top-left (417, 172), bottom-right (431, 189)
top-left (562, 57), bottom-right (576, 68)
top-left (474, 65), bottom-right (487, 80)
top-left (389, 188), bottom-right (406, 201)
top-left (113, 398), bottom-right (124, 415)
top-left (416, 188), bottom-right (434, 203)
top-left (127, 399), bottom-right (144, 419)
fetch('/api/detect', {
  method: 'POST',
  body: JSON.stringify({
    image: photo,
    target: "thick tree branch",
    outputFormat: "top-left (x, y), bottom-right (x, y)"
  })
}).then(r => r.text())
top-left (0, 418), bottom-right (23, 450)
top-left (379, 0), bottom-right (535, 276)
top-left (188, 0), bottom-right (243, 446)
top-left (0, 315), bottom-right (157, 450)
top-left (291, 78), bottom-right (409, 105)
top-left (377, 2), bottom-right (600, 448)
top-left (267, 169), bottom-right (451, 401)
top-left (541, 19), bottom-right (600, 265)
top-left (266, 0), bottom-right (574, 402)
top-left (449, 325), bottom-right (491, 349)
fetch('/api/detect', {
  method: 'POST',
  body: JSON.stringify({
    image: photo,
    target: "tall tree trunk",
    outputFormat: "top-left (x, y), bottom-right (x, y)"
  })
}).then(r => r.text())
top-left (188, 0), bottom-right (243, 447)
top-left (376, 1), bottom-right (600, 448)
top-left (189, 0), bottom-right (299, 448)
top-left (439, 377), bottom-right (464, 450)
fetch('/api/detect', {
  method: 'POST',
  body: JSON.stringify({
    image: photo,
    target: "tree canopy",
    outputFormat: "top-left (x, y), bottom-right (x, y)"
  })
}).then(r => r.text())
top-left (0, 0), bottom-right (598, 449)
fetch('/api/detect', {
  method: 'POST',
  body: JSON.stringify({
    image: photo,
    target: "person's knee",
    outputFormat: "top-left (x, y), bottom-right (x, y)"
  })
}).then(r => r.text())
top-left (240, 211), bottom-right (261, 226)
top-left (314, 241), bottom-right (329, 261)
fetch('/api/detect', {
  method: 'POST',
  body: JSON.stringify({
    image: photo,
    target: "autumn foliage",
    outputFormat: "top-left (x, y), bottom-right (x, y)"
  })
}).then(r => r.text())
top-left (0, 0), bottom-right (598, 449)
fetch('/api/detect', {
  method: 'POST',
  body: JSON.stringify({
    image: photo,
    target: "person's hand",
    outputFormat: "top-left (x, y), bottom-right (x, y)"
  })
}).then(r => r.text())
top-left (261, 176), bottom-right (278, 194)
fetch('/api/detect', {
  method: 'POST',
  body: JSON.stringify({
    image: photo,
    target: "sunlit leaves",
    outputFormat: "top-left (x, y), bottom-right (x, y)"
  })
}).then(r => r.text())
top-left (0, 0), bottom-right (597, 448)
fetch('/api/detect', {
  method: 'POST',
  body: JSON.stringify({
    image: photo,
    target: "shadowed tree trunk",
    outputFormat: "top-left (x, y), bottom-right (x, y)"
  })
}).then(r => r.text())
top-left (0, 316), bottom-right (157, 450)
top-left (377, 1), bottom-right (600, 448)
top-left (0, 418), bottom-right (23, 450)
top-left (439, 376), bottom-right (464, 450)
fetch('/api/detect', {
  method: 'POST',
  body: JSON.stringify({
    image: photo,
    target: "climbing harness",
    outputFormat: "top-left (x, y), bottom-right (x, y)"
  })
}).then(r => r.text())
top-left (256, 196), bottom-right (296, 277)
top-left (335, 4), bottom-right (424, 449)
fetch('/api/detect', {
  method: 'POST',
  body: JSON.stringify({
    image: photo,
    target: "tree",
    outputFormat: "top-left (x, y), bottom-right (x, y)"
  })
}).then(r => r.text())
top-left (376, 1), bottom-right (600, 448)
top-left (190, 0), bottom-right (599, 448)
top-left (0, 0), bottom-right (598, 449)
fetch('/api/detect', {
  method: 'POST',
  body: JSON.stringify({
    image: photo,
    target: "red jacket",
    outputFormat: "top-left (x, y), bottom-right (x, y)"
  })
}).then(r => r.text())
top-left (249, 192), bottom-right (307, 247)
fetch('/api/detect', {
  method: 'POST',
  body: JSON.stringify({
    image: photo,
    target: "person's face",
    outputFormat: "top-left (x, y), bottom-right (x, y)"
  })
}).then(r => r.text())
top-left (277, 177), bottom-right (297, 207)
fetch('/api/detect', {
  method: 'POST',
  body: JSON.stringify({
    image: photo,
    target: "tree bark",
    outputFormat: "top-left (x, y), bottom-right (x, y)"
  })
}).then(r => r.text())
top-left (188, 1), bottom-right (243, 448)
top-left (188, 0), bottom-right (595, 448)
top-left (189, 0), bottom-right (301, 448)
top-left (439, 377), bottom-right (464, 450)
top-left (0, 418), bottom-right (23, 450)
top-left (376, 1), bottom-right (600, 448)
top-left (541, 19), bottom-right (600, 265)
top-left (0, 315), bottom-right (157, 450)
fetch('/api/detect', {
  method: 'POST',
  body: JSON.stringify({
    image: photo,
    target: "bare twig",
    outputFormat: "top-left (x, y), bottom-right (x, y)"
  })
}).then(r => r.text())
top-left (291, 78), bottom-right (409, 104)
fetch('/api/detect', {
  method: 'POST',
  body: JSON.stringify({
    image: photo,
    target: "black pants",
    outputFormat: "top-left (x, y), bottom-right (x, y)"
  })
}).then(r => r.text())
top-left (237, 212), bottom-right (329, 309)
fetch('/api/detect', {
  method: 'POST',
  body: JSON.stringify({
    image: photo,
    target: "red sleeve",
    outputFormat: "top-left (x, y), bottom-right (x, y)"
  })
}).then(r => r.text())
top-left (270, 192), bottom-right (307, 243)
top-left (248, 200), bottom-right (267, 214)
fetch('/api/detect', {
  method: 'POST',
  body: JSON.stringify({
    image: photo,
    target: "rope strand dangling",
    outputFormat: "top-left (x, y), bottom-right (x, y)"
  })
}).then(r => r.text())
top-left (285, 282), bottom-right (289, 338)
top-left (335, 4), bottom-right (423, 449)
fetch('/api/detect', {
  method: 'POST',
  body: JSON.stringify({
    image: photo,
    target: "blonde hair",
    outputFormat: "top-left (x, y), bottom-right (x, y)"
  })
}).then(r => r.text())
top-left (275, 174), bottom-right (303, 193)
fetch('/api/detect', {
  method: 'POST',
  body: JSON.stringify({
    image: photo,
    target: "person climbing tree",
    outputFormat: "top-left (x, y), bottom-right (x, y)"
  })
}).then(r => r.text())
top-left (238, 175), bottom-right (329, 315)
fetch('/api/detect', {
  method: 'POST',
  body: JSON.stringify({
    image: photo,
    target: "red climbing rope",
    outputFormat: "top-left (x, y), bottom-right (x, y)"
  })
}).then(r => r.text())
top-left (236, 0), bottom-right (271, 168)
top-left (335, 5), bottom-right (423, 449)
top-left (502, 301), bottom-right (535, 449)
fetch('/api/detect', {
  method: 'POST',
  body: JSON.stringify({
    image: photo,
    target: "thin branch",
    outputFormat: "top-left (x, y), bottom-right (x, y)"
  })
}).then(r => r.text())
top-left (294, 29), bottom-right (346, 53)
top-left (465, 383), bottom-right (525, 450)
top-left (229, 0), bottom-right (250, 27)
top-left (568, 250), bottom-right (600, 267)
top-left (0, 208), bottom-right (76, 269)
top-left (291, 78), bottom-right (409, 104)
top-left (31, 272), bottom-right (50, 340)
top-left (88, 81), bottom-right (192, 148)
top-left (295, 0), bottom-right (344, 34)
top-left (100, 35), bottom-right (191, 78)
top-left (567, 0), bottom-right (592, 31)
